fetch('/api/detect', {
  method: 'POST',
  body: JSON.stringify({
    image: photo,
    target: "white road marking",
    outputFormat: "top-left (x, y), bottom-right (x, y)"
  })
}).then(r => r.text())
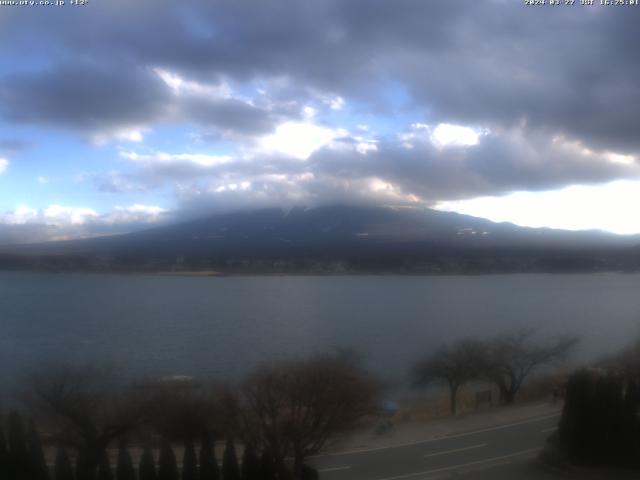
top-left (424, 443), bottom-right (487, 458)
top-left (373, 448), bottom-right (541, 480)
top-left (313, 412), bottom-right (560, 458)
top-left (541, 427), bottom-right (557, 433)
top-left (318, 465), bottom-right (352, 473)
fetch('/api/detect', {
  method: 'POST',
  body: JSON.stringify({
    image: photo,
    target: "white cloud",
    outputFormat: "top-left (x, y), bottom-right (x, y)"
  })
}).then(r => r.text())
top-left (367, 177), bottom-right (420, 204)
top-left (91, 127), bottom-right (148, 146)
top-left (0, 158), bottom-right (8, 174)
top-left (211, 181), bottom-right (252, 194)
top-left (303, 106), bottom-right (317, 119)
top-left (0, 203), bottom-right (170, 243)
top-left (356, 142), bottom-right (378, 155)
top-left (436, 180), bottom-right (640, 235)
top-left (2, 205), bottom-right (38, 225)
top-left (329, 96), bottom-right (345, 110)
top-left (102, 204), bottom-right (167, 224)
top-left (1, 205), bottom-right (99, 227)
top-left (120, 150), bottom-right (232, 168)
top-left (36, 176), bottom-right (49, 185)
top-left (1, 203), bottom-right (166, 228)
top-left (257, 121), bottom-right (346, 160)
top-left (607, 153), bottom-right (635, 165)
top-left (43, 205), bottom-right (99, 226)
top-left (154, 68), bottom-right (233, 99)
top-left (399, 122), bottom-right (488, 150)
top-left (308, 89), bottom-right (346, 111)
top-left (431, 123), bottom-right (486, 148)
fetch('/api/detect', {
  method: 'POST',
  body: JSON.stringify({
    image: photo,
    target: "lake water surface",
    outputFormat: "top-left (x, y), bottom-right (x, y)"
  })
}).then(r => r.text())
top-left (1, 271), bottom-right (639, 392)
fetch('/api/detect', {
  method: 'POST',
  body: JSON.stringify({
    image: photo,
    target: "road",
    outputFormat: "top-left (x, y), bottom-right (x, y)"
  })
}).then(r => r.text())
top-left (310, 412), bottom-right (561, 480)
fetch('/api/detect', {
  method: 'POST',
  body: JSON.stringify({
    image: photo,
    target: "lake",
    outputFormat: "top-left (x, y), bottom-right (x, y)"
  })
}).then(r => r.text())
top-left (1, 271), bottom-right (639, 394)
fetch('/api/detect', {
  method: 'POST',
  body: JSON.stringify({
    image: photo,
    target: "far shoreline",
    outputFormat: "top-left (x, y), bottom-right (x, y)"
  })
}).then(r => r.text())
top-left (153, 270), bottom-right (225, 277)
top-left (0, 268), bottom-right (637, 278)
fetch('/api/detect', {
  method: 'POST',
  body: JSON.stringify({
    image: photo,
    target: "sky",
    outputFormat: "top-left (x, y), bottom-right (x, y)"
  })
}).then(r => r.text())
top-left (1, 0), bottom-right (640, 243)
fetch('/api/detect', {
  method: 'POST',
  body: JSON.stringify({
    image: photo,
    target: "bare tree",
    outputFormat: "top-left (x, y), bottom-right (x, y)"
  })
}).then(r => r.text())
top-left (483, 328), bottom-right (579, 405)
top-left (414, 339), bottom-right (485, 415)
top-left (26, 365), bottom-right (147, 480)
top-left (238, 353), bottom-right (379, 479)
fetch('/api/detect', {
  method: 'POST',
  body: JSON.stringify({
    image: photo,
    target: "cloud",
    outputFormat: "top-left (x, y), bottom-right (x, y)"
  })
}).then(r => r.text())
top-left (0, 158), bottom-right (8, 175)
top-left (3, 1), bottom-right (640, 234)
top-left (2, 205), bottom-right (99, 227)
top-left (0, 61), bottom-right (170, 137)
top-left (436, 180), bottom-right (640, 236)
top-left (430, 123), bottom-right (487, 149)
top-left (121, 150), bottom-right (233, 168)
top-left (0, 203), bottom-right (169, 244)
top-left (3, 2), bottom-right (637, 153)
top-left (307, 125), bottom-right (639, 204)
top-left (91, 127), bottom-right (149, 146)
top-left (89, 171), bottom-right (150, 194)
top-left (256, 121), bottom-right (346, 160)
top-left (0, 139), bottom-right (27, 155)
top-left (154, 68), bottom-right (285, 136)
top-left (116, 149), bottom-right (235, 185)
top-left (101, 204), bottom-right (167, 225)
top-left (95, 121), bottom-right (640, 222)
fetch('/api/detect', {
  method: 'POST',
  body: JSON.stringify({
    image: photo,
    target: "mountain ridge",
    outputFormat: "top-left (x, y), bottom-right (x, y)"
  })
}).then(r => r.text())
top-left (1, 205), bottom-right (638, 274)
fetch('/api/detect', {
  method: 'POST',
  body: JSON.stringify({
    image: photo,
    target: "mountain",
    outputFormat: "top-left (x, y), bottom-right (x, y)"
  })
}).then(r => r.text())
top-left (1, 205), bottom-right (639, 274)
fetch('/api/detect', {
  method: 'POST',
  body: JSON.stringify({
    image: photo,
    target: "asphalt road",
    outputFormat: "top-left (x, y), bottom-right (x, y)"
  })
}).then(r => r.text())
top-left (310, 412), bottom-right (561, 480)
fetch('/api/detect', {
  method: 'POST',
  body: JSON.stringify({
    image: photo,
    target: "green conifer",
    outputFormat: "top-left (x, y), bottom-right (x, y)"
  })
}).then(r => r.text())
top-left (0, 426), bottom-right (7, 478)
top-left (222, 439), bottom-right (240, 480)
top-left (8, 411), bottom-right (29, 478)
top-left (157, 439), bottom-right (178, 480)
top-left (27, 419), bottom-right (50, 480)
top-left (116, 444), bottom-right (135, 480)
top-left (199, 432), bottom-right (220, 480)
top-left (240, 444), bottom-right (260, 480)
top-left (258, 451), bottom-right (276, 480)
top-left (97, 450), bottom-right (114, 480)
top-left (54, 446), bottom-right (74, 480)
top-left (181, 439), bottom-right (198, 480)
top-left (139, 444), bottom-right (157, 480)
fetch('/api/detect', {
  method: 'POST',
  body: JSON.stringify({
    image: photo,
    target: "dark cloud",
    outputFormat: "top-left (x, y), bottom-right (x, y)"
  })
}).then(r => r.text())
top-left (128, 127), bottom-right (636, 215)
top-left (3, 2), bottom-right (637, 151)
top-left (180, 97), bottom-right (278, 136)
top-left (2, 0), bottom-right (640, 217)
top-left (309, 129), bottom-right (638, 204)
top-left (0, 61), bottom-right (169, 132)
top-left (0, 139), bottom-right (28, 155)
